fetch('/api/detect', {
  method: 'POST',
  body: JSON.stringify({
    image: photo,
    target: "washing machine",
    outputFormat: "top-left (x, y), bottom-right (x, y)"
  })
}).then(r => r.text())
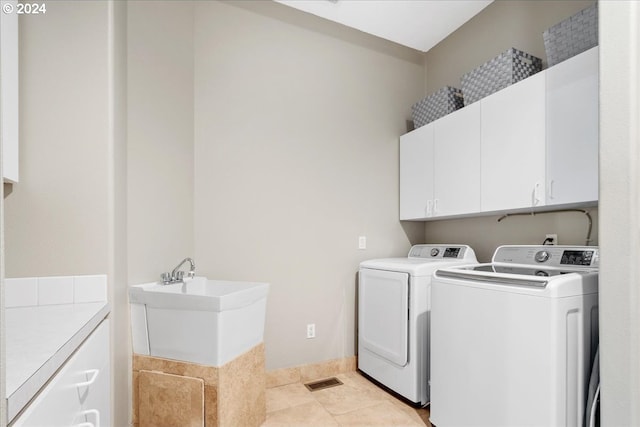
top-left (357, 244), bottom-right (477, 405)
top-left (430, 245), bottom-right (599, 427)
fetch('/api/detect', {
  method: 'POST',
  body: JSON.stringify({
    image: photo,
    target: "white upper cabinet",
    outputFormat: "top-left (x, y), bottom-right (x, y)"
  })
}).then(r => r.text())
top-left (481, 71), bottom-right (546, 212)
top-left (1, 0), bottom-right (19, 183)
top-left (400, 123), bottom-right (434, 220)
top-left (545, 47), bottom-right (599, 206)
top-left (399, 48), bottom-right (599, 221)
top-left (400, 104), bottom-right (481, 220)
top-left (433, 102), bottom-right (481, 217)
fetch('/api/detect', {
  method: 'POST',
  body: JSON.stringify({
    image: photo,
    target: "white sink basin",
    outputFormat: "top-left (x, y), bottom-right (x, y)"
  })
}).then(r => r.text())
top-left (129, 277), bottom-right (269, 366)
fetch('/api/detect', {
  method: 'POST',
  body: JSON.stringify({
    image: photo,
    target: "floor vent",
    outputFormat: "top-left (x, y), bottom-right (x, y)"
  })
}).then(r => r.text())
top-left (304, 377), bottom-right (343, 392)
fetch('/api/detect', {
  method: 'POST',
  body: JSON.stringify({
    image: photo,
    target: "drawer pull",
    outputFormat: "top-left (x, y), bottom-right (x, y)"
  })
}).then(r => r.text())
top-left (76, 369), bottom-right (99, 387)
top-left (74, 409), bottom-right (100, 427)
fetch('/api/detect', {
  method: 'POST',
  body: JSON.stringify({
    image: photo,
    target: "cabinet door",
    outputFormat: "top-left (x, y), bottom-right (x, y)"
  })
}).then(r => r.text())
top-left (77, 320), bottom-right (111, 427)
top-left (1, 0), bottom-right (19, 183)
top-left (481, 72), bottom-right (546, 212)
top-left (400, 124), bottom-right (434, 220)
top-left (12, 320), bottom-right (110, 427)
top-left (138, 370), bottom-right (205, 427)
top-left (546, 47), bottom-right (598, 206)
top-left (433, 103), bottom-right (481, 217)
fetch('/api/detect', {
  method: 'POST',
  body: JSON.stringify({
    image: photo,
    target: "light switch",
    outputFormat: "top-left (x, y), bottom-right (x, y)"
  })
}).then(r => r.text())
top-left (358, 236), bottom-right (366, 250)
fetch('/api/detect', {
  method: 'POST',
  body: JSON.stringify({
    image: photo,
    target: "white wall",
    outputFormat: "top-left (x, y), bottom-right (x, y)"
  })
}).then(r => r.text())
top-left (599, 1), bottom-right (640, 424)
top-left (192, 1), bottom-right (424, 369)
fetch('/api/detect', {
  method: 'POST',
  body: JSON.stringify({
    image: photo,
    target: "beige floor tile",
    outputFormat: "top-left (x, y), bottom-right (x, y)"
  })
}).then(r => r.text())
top-left (266, 383), bottom-right (316, 413)
top-left (262, 400), bottom-right (339, 427)
top-left (333, 400), bottom-right (424, 427)
top-left (312, 381), bottom-right (388, 416)
top-left (264, 370), bottom-right (432, 427)
top-left (335, 372), bottom-right (406, 403)
top-left (336, 371), bottom-right (432, 425)
top-left (385, 396), bottom-right (432, 427)
top-left (336, 372), bottom-right (385, 391)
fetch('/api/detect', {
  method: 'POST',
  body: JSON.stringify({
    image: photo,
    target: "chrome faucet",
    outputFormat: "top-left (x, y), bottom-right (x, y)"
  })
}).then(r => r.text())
top-left (161, 257), bottom-right (196, 284)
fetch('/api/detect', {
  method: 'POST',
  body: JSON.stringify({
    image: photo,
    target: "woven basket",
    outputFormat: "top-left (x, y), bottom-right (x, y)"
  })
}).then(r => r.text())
top-left (461, 48), bottom-right (542, 106)
top-left (544, 3), bottom-right (598, 67)
top-left (411, 86), bottom-right (464, 128)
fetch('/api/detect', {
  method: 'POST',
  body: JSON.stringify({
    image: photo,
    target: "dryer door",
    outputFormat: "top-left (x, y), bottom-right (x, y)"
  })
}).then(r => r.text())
top-left (358, 268), bottom-right (409, 367)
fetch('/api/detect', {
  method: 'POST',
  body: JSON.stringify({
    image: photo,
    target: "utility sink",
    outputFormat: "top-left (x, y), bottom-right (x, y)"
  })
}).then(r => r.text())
top-left (129, 277), bottom-right (269, 367)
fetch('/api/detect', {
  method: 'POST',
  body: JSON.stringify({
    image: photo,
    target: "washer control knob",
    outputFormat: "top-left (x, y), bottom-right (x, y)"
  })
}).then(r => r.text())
top-left (430, 248), bottom-right (440, 257)
top-left (535, 250), bottom-right (550, 263)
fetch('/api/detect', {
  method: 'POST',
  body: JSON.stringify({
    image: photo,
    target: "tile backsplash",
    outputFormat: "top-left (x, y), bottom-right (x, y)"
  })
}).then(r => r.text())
top-left (5, 274), bottom-right (107, 308)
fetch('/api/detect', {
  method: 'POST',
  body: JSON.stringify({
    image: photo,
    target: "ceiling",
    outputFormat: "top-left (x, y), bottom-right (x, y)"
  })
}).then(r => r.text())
top-left (274, 0), bottom-right (494, 52)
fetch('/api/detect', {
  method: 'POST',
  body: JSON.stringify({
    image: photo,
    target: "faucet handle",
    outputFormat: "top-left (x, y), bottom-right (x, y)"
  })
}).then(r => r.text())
top-left (175, 270), bottom-right (185, 282)
top-left (187, 270), bottom-right (195, 279)
top-left (161, 272), bottom-right (171, 283)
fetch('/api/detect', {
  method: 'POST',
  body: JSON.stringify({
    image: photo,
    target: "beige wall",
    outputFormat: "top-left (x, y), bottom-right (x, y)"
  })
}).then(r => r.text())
top-left (110, 1), bottom-right (130, 425)
top-left (125, 3), bottom-right (195, 421)
top-left (192, 1), bottom-right (424, 370)
top-left (127, 1), bottom-right (194, 285)
top-left (424, 210), bottom-right (598, 263)
top-left (3, 1), bottom-right (128, 424)
top-left (5, 1), bottom-right (111, 277)
top-left (422, 0), bottom-right (598, 262)
top-left (425, 0), bottom-right (595, 93)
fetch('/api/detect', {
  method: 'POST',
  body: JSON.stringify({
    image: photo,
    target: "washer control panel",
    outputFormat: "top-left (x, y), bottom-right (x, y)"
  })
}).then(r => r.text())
top-left (534, 250), bottom-right (550, 263)
top-left (409, 245), bottom-right (473, 260)
top-left (493, 245), bottom-right (599, 268)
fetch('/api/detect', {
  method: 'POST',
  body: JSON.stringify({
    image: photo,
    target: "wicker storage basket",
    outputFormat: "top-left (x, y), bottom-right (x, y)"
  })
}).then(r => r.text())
top-left (543, 3), bottom-right (598, 67)
top-left (461, 48), bottom-right (542, 106)
top-left (411, 86), bottom-right (464, 128)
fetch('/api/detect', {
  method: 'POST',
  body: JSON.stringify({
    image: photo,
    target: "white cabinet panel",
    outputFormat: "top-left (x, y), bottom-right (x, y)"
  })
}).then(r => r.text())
top-left (400, 124), bottom-right (434, 220)
top-left (546, 47), bottom-right (599, 206)
top-left (76, 320), bottom-right (111, 427)
top-left (1, 0), bottom-right (19, 183)
top-left (11, 320), bottom-right (111, 427)
top-left (433, 103), bottom-right (481, 217)
top-left (399, 49), bottom-right (598, 221)
top-left (481, 72), bottom-right (546, 212)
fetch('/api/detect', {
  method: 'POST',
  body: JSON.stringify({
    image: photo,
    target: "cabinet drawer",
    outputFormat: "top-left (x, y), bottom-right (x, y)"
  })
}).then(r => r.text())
top-left (11, 320), bottom-right (111, 427)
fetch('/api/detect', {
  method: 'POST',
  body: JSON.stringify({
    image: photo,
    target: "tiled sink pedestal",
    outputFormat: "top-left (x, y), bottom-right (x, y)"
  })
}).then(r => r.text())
top-left (133, 343), bottom-right (266, 427)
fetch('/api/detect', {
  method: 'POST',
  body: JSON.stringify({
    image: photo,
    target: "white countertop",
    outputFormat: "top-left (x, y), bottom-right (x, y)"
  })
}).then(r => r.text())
top-left (5, 302), bottom-right (110, 422)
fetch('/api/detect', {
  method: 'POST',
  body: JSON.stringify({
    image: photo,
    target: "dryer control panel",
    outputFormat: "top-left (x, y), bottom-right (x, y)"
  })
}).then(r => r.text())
top-left (409, 245), bottom-right (475, 261)
top-left (493, 245), bottom-right (599, 269)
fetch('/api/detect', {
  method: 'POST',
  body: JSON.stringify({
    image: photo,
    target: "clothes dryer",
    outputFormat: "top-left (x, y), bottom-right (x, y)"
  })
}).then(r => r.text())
top-left (358, 244), bottom-right (477, 405)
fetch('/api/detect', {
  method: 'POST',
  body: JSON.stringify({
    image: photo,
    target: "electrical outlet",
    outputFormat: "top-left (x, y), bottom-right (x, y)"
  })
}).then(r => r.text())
top-left (545, 234), bottom-right (558, 245)
top-left (306, 323), bottom-right (316, 339)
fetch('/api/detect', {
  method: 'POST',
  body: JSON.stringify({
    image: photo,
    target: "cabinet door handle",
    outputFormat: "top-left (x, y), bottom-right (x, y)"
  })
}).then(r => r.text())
top-left (74, 409), bottom-right (100, 427)
top-left (549, 180), bottom-right (555, 199)
top-left (433, 198), bottom-right (439, 214)
top-left (532, 183), bottom-right (541, 206)
top-left (76, 369), bottom-right (99, 388)
top-left (426, 199), bottom-right (433, 217)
